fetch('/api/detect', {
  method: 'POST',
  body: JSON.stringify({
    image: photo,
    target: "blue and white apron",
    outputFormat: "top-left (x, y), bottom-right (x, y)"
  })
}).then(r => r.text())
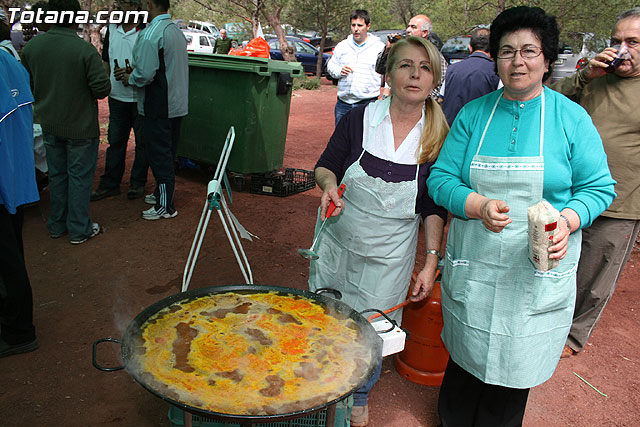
top-left (309, 105), bottom-right (421, 324)
top-left (441, 89), bottom-right (582, 388)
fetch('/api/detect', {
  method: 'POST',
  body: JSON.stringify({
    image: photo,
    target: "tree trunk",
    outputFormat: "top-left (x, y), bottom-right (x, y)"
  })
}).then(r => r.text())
top-left (497, 0), bottom-right (506, 14)
top-left (262, 6), bottom-right (296, 62)
top-left (250, 0), bottom-right (262, 38)
top-left (315, 14), bottom-right (329, 78)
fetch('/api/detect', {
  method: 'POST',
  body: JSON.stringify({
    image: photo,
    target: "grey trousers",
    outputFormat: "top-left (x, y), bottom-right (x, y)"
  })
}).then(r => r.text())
top-left (567, 216), bottom-right (640, 352)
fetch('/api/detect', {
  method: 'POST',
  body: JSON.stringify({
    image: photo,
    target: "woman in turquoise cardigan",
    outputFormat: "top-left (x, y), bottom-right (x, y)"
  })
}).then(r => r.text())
top-left (427, 7), bottom-right (616, 426)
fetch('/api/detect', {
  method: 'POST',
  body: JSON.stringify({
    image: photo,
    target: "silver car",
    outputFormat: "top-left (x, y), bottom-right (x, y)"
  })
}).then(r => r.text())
top-left (551, 33), bottom-right (608, 82)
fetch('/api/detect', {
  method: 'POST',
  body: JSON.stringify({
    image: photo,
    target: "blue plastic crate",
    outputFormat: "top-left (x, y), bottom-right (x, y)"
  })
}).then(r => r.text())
top-left (168, 397), bottom-right (351, 427)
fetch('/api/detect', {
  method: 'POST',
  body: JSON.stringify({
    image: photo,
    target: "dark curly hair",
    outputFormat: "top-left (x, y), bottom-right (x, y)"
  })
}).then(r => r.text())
top-left (489, 6), bottom-right (559, 82)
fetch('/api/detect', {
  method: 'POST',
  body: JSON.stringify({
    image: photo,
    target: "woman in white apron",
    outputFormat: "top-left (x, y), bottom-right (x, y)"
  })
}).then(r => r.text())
top-left (427, 7), bottom-right (616, 426)
top-left (309, 36), bottom-right (449, 427)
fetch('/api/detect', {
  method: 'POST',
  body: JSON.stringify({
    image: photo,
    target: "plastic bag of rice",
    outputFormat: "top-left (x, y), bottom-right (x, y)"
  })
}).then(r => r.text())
top-left (527, 200), bottom-right (560, 271)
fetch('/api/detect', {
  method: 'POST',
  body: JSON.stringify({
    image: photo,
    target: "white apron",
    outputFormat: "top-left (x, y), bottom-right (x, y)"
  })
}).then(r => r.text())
top-left (441, 90), bottom-right (582, 388)
top-left (309, 106), bottom-right (421, 323)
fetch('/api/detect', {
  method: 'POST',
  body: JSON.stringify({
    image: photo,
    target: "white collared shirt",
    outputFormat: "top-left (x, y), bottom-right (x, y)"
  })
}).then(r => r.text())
top-left (363, 97), bottom-right (425, 165)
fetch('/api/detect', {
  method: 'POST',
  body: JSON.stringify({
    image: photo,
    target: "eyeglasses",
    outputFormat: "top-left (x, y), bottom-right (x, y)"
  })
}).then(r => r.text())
top-left (497, 46), bottom-right (543, 59)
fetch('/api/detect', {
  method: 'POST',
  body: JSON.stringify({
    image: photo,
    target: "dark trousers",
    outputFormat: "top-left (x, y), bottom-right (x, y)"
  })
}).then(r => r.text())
top-left (99, 97), bottom-right (148, 190)
top-left (568, 216), bottom-right (640, 351)
top-left (0, 205), bottom-right (36, 345)
top-left (142, 116), bottom-right (182, 214)
top-left (438, 359), bottom-right (530, 427)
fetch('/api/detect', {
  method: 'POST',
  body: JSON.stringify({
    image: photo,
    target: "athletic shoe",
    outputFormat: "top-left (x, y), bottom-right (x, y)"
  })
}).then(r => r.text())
top-left (90, 187), bottom-right (120, 201)
top-left (70, 222), bottom-right (101, 245)
top-left (144, 194), bottom-right (156, 205)
top-left (127, 186), bottom-right (145, 200)
top-left (0, 337), bottom-right (39, 358)
top-left (142, 207), bottom-right (178, 220)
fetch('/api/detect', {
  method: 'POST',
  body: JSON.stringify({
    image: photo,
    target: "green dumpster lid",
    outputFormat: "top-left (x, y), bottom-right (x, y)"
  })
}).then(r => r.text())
top-left (188, 53), bottom-right (303, 77)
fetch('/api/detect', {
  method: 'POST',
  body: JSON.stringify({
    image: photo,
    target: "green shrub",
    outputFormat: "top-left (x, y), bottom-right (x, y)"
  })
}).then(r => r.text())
top-left (293, 77), bottom-right (321, 91)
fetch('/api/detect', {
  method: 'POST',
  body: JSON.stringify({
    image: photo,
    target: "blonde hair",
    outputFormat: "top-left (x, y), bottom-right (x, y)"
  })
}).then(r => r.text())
top-left (386, 36), bottom-right (449, 164)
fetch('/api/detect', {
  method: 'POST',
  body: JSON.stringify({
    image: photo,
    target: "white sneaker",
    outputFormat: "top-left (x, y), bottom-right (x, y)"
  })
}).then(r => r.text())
top-left (70, 222), bottom-right (101, 244)
top-left (142, 207), bottom-right (178, 220)
top-left (144, 194), bottom-right (156, 205)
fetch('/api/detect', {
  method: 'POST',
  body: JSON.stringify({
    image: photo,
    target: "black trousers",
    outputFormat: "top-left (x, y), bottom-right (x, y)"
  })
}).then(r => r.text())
top-left (0, 205), bottom-right (36, 344)
top-left (142, 116), bottom-right (182, 214)
top-left (438, 359), bottom-right (530, 427)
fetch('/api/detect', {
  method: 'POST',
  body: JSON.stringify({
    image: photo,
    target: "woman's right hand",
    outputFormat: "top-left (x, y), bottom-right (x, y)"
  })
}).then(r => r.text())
top-left (480, 198), bottom-right (512, 233)
top-left (320, 186), bottom-right (345, 220)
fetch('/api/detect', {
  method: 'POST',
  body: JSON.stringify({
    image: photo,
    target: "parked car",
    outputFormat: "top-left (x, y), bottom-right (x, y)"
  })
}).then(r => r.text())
top-left (441, 35), bottom-right (471, 64)
top-left (551, 32), bottom-right (608, 82)
top-left (182, 30), bottom-right (216, 54)
top-left (188, 20), bottom-right (220, 38)
top-left (267, 36), bottom-right (331, 76)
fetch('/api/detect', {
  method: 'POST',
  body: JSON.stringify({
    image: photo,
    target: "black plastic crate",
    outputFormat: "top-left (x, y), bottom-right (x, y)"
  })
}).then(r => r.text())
top-left (250, 168), bottom-right (315, 197)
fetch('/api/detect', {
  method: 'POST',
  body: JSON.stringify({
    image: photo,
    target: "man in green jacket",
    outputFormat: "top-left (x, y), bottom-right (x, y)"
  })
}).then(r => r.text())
top-left (214, 29), bottom-right (233, 54)
top-left (22, 0), bottom-right (111, 244)
top-left (550, 7), bottom-right (640, 358)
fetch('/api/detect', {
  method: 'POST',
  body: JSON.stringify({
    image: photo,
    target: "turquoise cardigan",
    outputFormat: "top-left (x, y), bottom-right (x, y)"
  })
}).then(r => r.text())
top-left (427, 88), bottom-right (616, 228)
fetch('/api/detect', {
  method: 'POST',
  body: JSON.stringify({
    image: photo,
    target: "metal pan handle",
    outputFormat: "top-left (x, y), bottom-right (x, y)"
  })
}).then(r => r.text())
top-left (360, 309), bottom-right (397, 333)
top-left (314, 288), bottom-right (342, 300)
top-left (92, 338), bottom-right (125, 372)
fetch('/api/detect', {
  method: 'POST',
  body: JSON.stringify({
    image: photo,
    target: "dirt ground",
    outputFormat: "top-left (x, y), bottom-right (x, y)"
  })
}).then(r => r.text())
top-left (1, 81), bottom-right (639, 427)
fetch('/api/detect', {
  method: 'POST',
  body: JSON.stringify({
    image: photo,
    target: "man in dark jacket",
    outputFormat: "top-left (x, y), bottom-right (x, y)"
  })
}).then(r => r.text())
top-left (441, 27), bottom-right (500, 125)
top-left (22, 0), bottom-right (111, 244)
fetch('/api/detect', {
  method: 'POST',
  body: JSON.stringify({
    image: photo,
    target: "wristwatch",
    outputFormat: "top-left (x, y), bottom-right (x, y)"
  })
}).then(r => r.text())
top-left (426, 249), bottom-right (441, 258)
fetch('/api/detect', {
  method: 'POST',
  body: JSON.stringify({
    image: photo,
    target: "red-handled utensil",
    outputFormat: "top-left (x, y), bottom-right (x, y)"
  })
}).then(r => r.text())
top-left (367, 299), bottom-right (412, 322)
top-left (298, 184), bottom-right (346, 261)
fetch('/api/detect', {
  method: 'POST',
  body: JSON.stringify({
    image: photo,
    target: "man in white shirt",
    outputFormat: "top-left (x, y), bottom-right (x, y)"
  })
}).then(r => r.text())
top-left (326, 9), bottom-right (385, 126)
top-left (91, 0), bottom-right (149, 201)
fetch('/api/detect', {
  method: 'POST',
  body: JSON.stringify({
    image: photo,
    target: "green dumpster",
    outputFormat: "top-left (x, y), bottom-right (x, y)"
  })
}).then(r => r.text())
top-left (178, 53), bottom-right (303, 174)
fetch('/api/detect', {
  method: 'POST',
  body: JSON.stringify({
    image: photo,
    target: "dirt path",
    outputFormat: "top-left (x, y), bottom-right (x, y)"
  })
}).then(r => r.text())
top-left (1, 81), bottom-right (638, 426)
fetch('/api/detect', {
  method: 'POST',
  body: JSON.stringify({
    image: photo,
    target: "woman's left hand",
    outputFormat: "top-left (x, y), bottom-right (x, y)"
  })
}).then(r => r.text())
top-left (410, 264), bottom-right (438, 302)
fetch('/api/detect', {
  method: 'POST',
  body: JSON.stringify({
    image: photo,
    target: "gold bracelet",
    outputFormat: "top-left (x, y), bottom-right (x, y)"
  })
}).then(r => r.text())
top-left (426, 249), bottom-right (441, 258)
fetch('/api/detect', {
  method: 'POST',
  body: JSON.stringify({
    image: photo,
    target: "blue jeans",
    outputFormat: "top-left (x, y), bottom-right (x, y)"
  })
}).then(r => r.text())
top-left (353, 357), bottom-right (382, 406)
top-left (44, 133), bottom-right (98, 240)
top-left (98, 97), bottom-right (148, 190)
top-left (334, 97), bottom-right (378, 127)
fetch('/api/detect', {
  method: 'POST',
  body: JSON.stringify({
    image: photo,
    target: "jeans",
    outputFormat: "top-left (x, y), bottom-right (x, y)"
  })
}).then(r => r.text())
top-left (98, 97), bottom-right (148, 190)
top-left (334, 97), bottom-right (378, 127)
top-left (142, 116), bottom-right (182, 214)
top-left (44, 133), bottom-right (98, 240)
top-left (352, 356), bottom-right (382, 406)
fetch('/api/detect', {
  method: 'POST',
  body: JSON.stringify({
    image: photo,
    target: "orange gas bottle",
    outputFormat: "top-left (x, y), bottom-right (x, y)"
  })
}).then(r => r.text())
top-left (395, 279), bottom-right (449, 386)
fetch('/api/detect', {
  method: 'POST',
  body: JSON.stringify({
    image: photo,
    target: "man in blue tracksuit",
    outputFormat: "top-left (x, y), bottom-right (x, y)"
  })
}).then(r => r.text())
top-left (116, 0), bottom-right (188, 220)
